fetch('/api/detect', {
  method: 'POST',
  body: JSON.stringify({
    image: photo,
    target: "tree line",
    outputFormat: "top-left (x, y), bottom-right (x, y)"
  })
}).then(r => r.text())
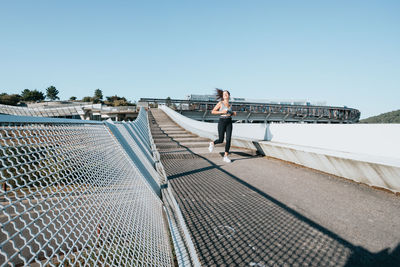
top-left (359, 109), bottom-right (400, 123)
top-left (0, 86), bottom-right (135, 107)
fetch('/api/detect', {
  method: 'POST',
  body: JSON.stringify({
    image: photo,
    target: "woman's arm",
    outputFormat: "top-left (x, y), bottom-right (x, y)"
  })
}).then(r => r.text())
top-left (211, 101), bottom-right (226, 115)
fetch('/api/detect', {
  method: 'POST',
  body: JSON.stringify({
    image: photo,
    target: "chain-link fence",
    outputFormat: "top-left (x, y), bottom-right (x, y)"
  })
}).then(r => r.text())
top-left (0, 104), bottom-right (84, 119)
top-left (0, 108), bottom-right (173, 266)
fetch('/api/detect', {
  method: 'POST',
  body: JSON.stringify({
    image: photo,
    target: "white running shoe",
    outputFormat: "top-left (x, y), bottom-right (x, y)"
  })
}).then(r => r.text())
top-left (223, 156), bottom-right (231, 163)
top-left (208, 142), bottom-right (214, 152)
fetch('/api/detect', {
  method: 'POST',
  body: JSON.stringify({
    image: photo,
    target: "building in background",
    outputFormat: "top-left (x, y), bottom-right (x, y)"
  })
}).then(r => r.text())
top-left (141, 95), bottom-right (360, 123)
top-left (185, 94), bottom-right (327, 106)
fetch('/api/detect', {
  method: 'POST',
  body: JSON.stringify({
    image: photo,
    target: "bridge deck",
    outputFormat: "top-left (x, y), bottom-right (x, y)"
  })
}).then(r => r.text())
top-left (149, 109), bottom-right (400, 266)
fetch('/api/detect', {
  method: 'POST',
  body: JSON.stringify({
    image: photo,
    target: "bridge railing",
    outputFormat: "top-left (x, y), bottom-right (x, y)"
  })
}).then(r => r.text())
top-left (0, 103), bottom-right (85, 118)
top-left (0, 108), bottom-right (173, 266)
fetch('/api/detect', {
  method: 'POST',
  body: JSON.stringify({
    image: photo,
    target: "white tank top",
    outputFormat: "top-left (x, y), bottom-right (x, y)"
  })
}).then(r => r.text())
top-left (219, 101), bottom-right (232, 117)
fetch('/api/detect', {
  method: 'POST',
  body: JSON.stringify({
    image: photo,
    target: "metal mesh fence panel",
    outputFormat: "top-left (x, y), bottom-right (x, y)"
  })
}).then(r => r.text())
top-left (0, 114), bottom-right (172, 266)
top-left (0, 104), bottom-right (86, 119)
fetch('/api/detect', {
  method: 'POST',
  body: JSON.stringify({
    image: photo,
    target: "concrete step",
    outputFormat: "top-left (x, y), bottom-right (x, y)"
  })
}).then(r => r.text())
top-left (153, 137), bottom-right (209, 143)
top-left (160, 126), bottom-right (183, 130)
top-left (158, 134), bottom-right (198, 138)
top-left (162, 130), bottom-right (189, 134)
top-left (155, 141), bottom-right (210, 149)
top-left (173, 137), bottom-right (210, 142)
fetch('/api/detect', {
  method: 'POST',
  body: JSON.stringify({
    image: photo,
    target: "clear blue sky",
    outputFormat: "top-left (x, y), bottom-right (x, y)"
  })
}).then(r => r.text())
top-left (1, 0), bottom-right (399, 119)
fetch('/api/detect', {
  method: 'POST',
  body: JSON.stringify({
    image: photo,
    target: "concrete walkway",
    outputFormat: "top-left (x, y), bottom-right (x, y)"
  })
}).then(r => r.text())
top-left (149, 109), bottom-right (400, 267)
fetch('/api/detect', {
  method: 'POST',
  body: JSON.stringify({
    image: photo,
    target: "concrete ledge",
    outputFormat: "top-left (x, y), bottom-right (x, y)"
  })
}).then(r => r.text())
top-left (159, 105), bottom-right (400, 193)
top-left (258, 141), bottom-right (400, 193)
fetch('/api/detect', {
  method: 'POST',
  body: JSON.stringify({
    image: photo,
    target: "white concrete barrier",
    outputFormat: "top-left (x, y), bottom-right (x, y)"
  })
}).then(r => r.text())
top-left (265, 123), bottom-right (400, 161)
top-left (159, 105), bottom-right (400, 193)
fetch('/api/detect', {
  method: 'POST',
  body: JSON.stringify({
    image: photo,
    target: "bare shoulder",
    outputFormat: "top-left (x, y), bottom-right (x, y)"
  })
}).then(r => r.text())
top-left (212, 101), bottom-right (222, 111)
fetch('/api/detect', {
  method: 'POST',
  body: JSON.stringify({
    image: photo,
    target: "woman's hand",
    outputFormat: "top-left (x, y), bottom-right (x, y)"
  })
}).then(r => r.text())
top-left (233, 111), bottom-right (237, 116)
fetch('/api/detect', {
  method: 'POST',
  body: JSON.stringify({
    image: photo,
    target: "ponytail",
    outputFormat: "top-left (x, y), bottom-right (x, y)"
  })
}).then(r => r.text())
top-left (215, 88), bottom-right (230, 100)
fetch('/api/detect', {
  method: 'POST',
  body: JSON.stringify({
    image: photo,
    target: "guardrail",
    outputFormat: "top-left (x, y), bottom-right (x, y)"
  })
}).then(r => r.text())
top-left (0, 103), bottom-right (85, 118)
top-left (0, 103), bottom-right (138, 121)
top-left (0, 108), bottom-right (173, 266)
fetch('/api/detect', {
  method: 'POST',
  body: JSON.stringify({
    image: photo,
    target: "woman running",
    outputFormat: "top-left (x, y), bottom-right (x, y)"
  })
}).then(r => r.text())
top-left (208, 88), bottom-right (237, 163)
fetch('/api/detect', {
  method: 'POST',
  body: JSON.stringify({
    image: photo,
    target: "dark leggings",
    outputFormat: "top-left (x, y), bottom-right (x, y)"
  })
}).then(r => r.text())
top-left (213, 117), bottom-right (232, 153)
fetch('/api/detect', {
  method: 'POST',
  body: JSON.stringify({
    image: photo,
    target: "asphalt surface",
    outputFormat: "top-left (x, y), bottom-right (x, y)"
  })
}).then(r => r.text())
top-left (149, 108), bottom-right (400, 267)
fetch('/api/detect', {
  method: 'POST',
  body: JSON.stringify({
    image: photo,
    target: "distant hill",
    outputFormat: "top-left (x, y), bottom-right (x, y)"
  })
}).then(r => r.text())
top-left (360, 109), bottom-right (400, 123)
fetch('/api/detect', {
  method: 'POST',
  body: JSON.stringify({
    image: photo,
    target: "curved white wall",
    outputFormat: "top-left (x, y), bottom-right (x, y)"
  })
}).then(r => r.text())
top-left (161, 105), bottom-right (400, 161)
top-left (159, 105), bottom-right (400, 193)
top-left (267, 124), bottom-right (400, 161)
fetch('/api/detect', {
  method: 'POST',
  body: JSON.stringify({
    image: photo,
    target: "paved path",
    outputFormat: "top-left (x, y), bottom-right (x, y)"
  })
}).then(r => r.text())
top-left (149, 109), bottom-right (400, 267)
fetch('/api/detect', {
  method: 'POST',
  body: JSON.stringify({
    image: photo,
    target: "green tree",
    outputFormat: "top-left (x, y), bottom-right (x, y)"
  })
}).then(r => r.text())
top-left (69, 96), bottom-right (77, 101)
top-left (360, 109), bottom-right (400, 123)
top-left (46, 86), bottom-right (60, 100)
top-left (93, 89), bottom-right (103, 103)
top-left (113, 99), bottom-right (129, 106)
top-left (21, 89), bottom-right (30, 100)
top-left (106, 95), bottom-right (127, 102)
top-left (21, 89), bottom-right (45, 102)
top-left (105, 95), bottom-right (134, 107)
top-left (94, 89), bottom-right (103, 100)
top-left (82, 96), bottom-right (92, 102)
top-left (0, 93), bottom-right (21, 105)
